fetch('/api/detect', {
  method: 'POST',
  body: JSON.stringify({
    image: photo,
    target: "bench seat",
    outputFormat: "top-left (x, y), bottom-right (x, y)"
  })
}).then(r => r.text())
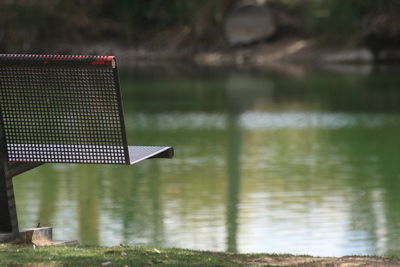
top-left (128, 146), bottom-right (173, 165)
top-left (6, 144), bottom-right (173, 165)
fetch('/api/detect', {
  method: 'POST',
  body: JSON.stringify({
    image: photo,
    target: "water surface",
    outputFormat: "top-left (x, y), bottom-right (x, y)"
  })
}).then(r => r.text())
top-left (14, 64), bottom-right (400, 256)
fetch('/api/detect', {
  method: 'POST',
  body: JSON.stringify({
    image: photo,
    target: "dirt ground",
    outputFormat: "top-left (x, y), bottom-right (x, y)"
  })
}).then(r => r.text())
top-left (246, 255), bottom-right (400, 267)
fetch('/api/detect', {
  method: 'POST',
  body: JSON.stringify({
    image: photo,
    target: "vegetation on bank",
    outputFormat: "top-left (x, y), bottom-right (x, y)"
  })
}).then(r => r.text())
top-left (1, 0), bottom-right (399, 53)
top-left (295, 0), bottom-right (400, 42)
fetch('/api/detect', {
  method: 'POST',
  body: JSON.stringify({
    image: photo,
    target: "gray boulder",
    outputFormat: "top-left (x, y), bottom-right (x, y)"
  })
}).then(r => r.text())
top-left (224, 3), bottom-right (277, 46)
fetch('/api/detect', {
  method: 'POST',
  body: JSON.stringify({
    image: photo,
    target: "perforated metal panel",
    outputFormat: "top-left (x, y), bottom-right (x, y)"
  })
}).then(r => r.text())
top-left (0, 54), bottom-right (129, 164)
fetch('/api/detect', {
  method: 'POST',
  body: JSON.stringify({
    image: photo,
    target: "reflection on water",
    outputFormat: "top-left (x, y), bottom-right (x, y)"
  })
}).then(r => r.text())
top-left (127, 112), bottom-right (400, 130)
top-left (13, 65), bottom-right (400, 256)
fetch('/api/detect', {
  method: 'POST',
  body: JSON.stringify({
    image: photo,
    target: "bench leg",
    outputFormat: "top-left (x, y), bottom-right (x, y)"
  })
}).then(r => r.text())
top-left (0, 165), bottom-right (19, 237)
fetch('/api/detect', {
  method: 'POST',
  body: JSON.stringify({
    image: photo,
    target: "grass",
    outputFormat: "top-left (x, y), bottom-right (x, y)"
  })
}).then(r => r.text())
top-left (0, 244), bottom-right (284, 267)
top-left (1, 244), bottom-right (400, 267)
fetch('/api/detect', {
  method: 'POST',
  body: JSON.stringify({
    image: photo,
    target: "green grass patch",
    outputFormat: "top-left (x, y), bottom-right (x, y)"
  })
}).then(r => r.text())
top-left (2, 244), bottom-right (399, 267)
top-left (0, 244), bottom-right (282, 267)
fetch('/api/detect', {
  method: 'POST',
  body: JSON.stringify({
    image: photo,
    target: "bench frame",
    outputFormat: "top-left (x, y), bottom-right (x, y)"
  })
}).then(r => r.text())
top-left (0, 54), bottom-right (173, 241)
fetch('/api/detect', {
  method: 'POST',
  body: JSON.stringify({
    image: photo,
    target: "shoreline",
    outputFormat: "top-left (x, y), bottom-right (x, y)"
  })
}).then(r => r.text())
top-left (37, 38), bottom-right (400, 69)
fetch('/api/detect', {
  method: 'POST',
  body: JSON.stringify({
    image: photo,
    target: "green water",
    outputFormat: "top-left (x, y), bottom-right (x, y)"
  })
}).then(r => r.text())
top-left (14, 64), bottom-right (400, 256)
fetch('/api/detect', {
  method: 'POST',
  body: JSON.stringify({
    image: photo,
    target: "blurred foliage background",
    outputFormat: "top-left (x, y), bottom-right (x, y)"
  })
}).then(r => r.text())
top-left (0, 0), bottom-right (229, 51)
top-left (301, 0), bottom-right (400, 43)
top-left (0, 0), bottom-right (399, 52)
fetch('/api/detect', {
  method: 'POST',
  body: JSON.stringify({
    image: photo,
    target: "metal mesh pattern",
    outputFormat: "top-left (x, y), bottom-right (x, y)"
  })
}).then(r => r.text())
top-left (0, 54), bottom-right (129, 164)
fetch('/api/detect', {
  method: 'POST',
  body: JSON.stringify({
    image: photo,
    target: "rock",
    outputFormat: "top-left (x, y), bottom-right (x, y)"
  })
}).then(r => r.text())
top-left (224, 3), bottom-right (277, 46)
top-left (19, 227), bottom-right (53, 244)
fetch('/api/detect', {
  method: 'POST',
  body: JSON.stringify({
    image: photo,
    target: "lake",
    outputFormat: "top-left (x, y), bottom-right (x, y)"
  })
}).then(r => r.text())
top-left (14, 63), bottom-right (400, 257)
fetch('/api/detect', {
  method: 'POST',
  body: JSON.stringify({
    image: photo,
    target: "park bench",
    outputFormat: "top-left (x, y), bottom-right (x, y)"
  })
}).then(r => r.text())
top-left (0, 54), bottom-right (173, 243)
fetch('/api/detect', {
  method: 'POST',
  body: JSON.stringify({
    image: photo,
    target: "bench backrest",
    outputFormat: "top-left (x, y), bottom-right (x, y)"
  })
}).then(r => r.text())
top-left (0, 54), bottom-right (130, 164)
